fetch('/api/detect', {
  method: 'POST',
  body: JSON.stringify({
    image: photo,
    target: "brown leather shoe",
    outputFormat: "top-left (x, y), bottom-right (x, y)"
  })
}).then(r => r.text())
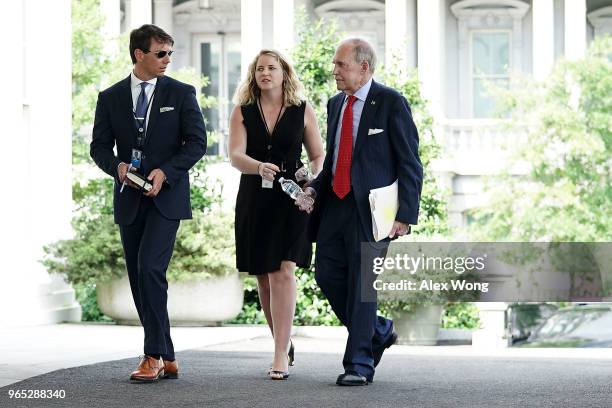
top-left (162, 359), bottom-right (179, 379)
top-left (129, 356), bottom-right (165, 383)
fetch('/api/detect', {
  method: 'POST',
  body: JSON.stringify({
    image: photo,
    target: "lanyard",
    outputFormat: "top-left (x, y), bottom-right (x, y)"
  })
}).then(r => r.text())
top-left (133, 86), bottom-right (156, 148)
top-left (257, 97), bottom-right (283, 161)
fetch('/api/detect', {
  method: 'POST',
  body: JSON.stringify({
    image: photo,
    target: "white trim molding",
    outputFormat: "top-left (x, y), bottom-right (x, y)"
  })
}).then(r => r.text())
top-left (450, 0), bottom-right (530, 118)
top-left (314, 0), bottom-right (385, 63)
top-left (588, 6), bottom-right (612, 38)
top-left (315, 0), bottom-right (384, 14)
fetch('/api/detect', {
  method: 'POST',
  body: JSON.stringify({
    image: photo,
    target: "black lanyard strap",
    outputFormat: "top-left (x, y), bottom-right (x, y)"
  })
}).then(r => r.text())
top-left (257, 97), bottom-right (284, 162)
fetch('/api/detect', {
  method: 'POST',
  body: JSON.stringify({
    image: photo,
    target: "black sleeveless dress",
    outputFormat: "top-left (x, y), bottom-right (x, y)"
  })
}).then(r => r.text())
top-left (235, 101), bottom-right (312, 275)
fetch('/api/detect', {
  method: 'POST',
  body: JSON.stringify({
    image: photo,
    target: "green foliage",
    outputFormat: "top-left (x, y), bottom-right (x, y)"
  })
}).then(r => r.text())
top-left (228, 276), bottom-right (267, 324)
top-left (230, 266), bottom-right (341, 326)
top-left (43, 172), bottom-right (227, 286)
top-left (470, 37), bottom-right (612, 242)
top-left (73, 282), bottom-right (113, 322)
top-left (43, 179), bottom-right (124, 285)
top-left (441, 303), bottom-right (480, 329)
top-left (168, 211), bottom-right (236, 281)
top-left (294, 268), bottom-right (340, 326)
top-left (72, 0), bottom-right (109, 163)
top-left (189, 158), bottom-right (224, 212)
top-left (292, 10), bottom-right (341, 140)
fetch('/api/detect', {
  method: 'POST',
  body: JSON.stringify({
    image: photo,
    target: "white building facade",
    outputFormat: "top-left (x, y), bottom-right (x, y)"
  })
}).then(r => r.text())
top-left (104, 0), bottom-right (612, 228)
top-left (3, 0), bottom-right (611, 327)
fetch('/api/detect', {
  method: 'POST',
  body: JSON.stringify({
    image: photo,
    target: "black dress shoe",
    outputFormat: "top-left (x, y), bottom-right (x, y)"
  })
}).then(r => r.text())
top-left (373, 331), bottom-right (398, 367)
top-left (336, 372), bottom-right (368, 386)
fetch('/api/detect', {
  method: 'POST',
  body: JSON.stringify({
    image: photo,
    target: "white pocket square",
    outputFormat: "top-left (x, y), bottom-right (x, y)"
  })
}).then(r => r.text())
top-left (368, 128), bottom-right (384, 135)
top-left (160, 106), bottom-right (175, 113)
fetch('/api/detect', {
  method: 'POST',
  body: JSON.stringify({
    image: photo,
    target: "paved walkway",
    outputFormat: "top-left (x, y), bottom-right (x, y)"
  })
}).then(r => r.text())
top-left (2, 324), bottom-right (612, 407)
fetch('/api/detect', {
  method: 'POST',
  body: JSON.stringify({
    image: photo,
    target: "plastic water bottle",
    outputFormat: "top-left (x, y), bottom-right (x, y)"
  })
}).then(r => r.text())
top-left (279, 177), bottom-right (314, 208)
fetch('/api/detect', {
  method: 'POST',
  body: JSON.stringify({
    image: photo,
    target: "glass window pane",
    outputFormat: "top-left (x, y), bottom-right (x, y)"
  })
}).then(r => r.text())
top-left (201, 42), bottom-right (219, 132)
top-left (473, 32), bottom-right (509, 75)
top-left (473, 78), bottom-right (508, 118)
top-left (227, 40), bottom-right (242, 115)
top-left (201, 42), bottom-right (220, 155)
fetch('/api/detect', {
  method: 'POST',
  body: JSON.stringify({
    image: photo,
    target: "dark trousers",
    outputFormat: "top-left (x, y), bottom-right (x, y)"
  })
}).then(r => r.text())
top-left (119, 197), bottom-right (179, 360)
top-left (315, 192), bottom-right (394, 381)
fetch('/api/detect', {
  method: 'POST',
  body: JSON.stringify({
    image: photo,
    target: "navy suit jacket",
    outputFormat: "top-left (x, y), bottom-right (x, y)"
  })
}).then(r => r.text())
top-left (309, 80), bottom-right (423, 243)
top-left (90, 75), bottom-right (207, 225)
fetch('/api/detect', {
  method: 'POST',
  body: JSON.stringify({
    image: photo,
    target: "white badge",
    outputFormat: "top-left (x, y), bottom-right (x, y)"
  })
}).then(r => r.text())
top-left (262, 178), bottom-right (273, 189)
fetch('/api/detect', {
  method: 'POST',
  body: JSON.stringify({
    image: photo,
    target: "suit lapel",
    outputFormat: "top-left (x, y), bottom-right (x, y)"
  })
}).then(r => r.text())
top-left (327, 94), bottom-right (344, 154)
top-left (119, 75), bottom-right (139, 141)
top-left (144, 75), bottom-right (166, 147)
top-left (352, 80), bottom-right (381, 160)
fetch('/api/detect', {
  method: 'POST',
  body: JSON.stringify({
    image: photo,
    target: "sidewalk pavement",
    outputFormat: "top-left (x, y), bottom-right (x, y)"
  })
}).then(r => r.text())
top-left (0, 323), bottom-right (267, 387)
top-left (3, 323), bottom-right (612, 388)
top-left (0, 324), bottom-right (612, 408)
top-left (2, 324), bottom-right (612, 407)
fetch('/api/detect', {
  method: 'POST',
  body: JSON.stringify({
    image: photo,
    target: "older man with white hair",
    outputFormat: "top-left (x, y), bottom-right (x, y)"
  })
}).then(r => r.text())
top-left (299, 38), bottom-right (423, 386)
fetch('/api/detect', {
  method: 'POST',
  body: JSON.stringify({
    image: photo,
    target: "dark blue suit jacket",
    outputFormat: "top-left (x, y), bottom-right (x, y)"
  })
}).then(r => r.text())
top-left (309, 80), bottom-right (423, 242)
top-left (90, 75), bottom-right (207, 225)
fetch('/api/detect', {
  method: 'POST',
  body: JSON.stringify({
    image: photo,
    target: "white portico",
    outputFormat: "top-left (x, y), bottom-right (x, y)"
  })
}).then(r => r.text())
top-left (4, 0), bottom-right (612, 329)
top-left (0, 0), bottom-right (80, 327)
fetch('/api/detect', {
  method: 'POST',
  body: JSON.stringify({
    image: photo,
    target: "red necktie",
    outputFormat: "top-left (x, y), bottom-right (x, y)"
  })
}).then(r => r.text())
top-left (333, 95), bottom-right (357, 199)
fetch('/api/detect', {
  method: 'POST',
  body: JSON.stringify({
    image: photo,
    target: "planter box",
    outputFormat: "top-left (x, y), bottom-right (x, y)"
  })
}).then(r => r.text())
top-left (97, 274), bottom-right (243, 326)
top-left (394, 304), bottom-right (444, 346)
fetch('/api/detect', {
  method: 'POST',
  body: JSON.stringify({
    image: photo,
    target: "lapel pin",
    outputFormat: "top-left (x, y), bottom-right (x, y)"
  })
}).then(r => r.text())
top-left (371, 101), bottom-right (376, 105)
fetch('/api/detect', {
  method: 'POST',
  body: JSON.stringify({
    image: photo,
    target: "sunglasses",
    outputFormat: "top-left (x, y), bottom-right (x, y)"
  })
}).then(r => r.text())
top-left (143, 49), bottom-right (174, 58)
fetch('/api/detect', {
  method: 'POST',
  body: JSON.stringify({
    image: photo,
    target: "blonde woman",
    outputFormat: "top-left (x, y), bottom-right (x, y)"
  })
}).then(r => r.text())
top-left (229, 50), bottom-right (324, 380)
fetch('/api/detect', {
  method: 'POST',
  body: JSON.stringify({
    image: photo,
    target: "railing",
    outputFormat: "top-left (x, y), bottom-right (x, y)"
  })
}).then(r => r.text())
top-left (440, 119), bottom-right (526, 156)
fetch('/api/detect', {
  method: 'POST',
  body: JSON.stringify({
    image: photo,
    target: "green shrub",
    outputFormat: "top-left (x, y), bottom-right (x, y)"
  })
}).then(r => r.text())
top-left (230, 266), bottom-right (340, 326)
top-left (73, 282), bottom-right (113, 322)
top-left (294, 268), bottom-right (340, 326)
top-left (441, 303), bottom-right (480, 330)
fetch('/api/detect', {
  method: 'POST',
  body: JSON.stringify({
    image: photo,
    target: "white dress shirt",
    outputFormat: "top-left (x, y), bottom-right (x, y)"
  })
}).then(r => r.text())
top-left (130, 71), bottom-right (157, 129)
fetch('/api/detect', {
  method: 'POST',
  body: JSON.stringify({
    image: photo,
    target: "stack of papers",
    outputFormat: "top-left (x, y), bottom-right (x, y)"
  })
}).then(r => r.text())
top-left (368, 180), bottom-right (399, 242)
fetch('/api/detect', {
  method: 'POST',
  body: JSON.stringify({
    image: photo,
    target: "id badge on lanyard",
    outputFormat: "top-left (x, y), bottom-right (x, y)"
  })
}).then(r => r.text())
top-left (131, 148), bottom-right (142, 170)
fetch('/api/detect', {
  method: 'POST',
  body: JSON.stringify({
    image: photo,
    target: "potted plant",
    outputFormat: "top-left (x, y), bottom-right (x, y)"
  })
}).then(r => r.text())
top-left (43, 161), bottom-right (242, 326)
top-left (376, 240), bottom-right (481, 345)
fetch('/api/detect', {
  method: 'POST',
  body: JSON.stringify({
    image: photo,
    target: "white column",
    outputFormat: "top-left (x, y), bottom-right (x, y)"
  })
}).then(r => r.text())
top-left (241, 0), bottom-right (263, 78)
top-left (25, 0), bottom-right (73, 268)
top-left (0, 0), bottom-right (79, 326)
top-left (406, 0), bottom-right (417, 69)
top-left (385, 0), bottom-right (407, 67)
top-left (0, 0), bottom-right (27, 283)
top-left (128, 0), bottom-right (153, 31)
top-left (100, 0), bottom-right (121, 56)
top-left (417, 0), bottom-right (444, 119)
top-left (472, 303), bottom-right (511, 349)
top-left (385, 0), bottom-right (417, 69)
top-left (273, 0), bottom-right (294, 53)
top-left (564, 0), bottom-right (587, 60)
top-left (153, 0), bottom-right (173, 35)
top-left (240, 0), bottom-right (293, 77)
top-left (532, 0), bottom-right (554, 80)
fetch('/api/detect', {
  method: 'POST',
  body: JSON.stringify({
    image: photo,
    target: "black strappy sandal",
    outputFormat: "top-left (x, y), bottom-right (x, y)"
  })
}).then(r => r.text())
top-left (269, 369), bottom-right (290, 380)
top-left (288, 339), bottom-right (295, 366)
top-left (268, 339), bottom-right (295, 373)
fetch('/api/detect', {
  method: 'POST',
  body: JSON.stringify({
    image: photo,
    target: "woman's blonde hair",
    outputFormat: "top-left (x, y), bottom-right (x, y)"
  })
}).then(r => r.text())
top-left (233, 49), bottom-right (304, 106)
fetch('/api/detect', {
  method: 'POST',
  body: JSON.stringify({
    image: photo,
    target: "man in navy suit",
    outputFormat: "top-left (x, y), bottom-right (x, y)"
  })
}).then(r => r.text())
top-left (299, 38), bottom-right (423, 385)
top-left (90, 24), bottom-right (206, 382)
